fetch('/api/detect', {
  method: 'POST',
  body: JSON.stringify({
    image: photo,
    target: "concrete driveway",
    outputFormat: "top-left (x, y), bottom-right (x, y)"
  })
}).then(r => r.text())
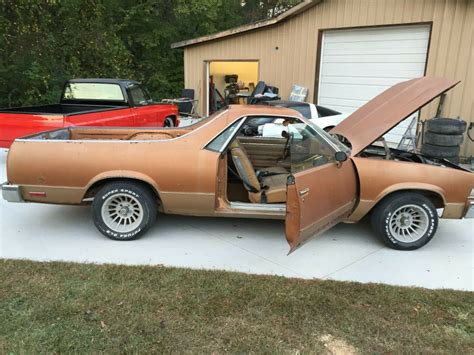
top-left (1, 149), bottom-right (472, 291)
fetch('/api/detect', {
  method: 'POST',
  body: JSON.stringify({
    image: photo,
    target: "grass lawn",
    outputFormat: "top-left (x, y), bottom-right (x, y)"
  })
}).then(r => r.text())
top-left (1, 259), bottom-right (472, 353)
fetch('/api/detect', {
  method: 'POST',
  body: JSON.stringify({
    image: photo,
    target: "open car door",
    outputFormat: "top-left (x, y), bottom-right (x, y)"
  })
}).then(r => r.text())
top-left (284, 120), bottom-right (358, 253)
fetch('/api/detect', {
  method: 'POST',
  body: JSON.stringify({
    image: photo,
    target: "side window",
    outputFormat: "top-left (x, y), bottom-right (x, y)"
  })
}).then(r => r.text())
top-left (205, 119), bottom-right (243, 152)
top-left (129, 85), bottom-right (150, 106)
top-left (287, 120), bottom-right (336, 173)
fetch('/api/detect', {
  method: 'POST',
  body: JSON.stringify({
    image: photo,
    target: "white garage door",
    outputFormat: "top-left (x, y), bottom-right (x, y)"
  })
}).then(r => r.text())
top-left (317, 24), bottom-right (431, 145)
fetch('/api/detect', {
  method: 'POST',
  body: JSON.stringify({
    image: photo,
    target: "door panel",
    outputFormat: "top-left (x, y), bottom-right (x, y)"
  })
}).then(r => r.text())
top-left (133, 106), bottom-right (159, 127)
top-left (285, 160), bottom-right (358, 252)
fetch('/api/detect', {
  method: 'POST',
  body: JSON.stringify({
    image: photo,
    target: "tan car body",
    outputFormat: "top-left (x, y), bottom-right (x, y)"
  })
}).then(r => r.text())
top-left (3, 77), bottom-right (474, 251)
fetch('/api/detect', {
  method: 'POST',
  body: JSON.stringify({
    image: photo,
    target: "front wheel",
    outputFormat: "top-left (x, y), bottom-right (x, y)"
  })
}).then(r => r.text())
top-left (371, 193), bottom-right (438, 250)
top-left (92, 181), bottom-right (157, 241)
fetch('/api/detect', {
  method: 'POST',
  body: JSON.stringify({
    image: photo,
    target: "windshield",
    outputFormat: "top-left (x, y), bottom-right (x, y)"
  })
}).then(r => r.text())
top-left (300, 115), bottom-right (351, 153)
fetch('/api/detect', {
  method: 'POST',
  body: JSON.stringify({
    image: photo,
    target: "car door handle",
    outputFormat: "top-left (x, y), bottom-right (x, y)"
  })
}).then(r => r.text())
top-left (299, 188), bottom-right (310, 196)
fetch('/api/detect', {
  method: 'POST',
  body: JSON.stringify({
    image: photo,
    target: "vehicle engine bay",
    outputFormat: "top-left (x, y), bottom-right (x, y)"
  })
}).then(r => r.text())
top-left (359, 144), bottom-right (468, 172)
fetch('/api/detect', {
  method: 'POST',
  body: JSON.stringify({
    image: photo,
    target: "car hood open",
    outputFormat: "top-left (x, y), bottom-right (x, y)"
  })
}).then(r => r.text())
top-left (330, 77), bottom-right (460, 156)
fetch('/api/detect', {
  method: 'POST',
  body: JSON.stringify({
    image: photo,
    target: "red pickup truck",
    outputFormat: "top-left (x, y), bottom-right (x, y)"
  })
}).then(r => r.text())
top-left (0, 78), bottom-right (179, 148)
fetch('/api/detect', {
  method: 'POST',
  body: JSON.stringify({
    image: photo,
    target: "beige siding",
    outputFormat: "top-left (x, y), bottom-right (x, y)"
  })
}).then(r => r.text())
top-left (183, 0), bottom-right (474, 157)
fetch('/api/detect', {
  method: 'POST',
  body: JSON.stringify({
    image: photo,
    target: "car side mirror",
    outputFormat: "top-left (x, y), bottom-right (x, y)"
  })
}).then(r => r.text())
top-left (335, 151), bottom-right (348, 162)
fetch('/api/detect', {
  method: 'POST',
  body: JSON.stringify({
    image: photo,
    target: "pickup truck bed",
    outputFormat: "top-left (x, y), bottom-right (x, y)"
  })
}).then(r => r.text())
top-left (28, 126), bottom-right (190, 142)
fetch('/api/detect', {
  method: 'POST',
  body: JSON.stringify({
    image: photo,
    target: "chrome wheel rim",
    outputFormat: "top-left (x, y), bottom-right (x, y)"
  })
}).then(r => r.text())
top-left (101, 193), bottom-right (144, 233)
top-left (389, 204), bottom-right (429, 243)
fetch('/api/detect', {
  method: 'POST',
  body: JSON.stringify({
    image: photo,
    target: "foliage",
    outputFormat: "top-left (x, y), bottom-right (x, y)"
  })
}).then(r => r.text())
top-left (0, 0), bottom-right (301, 108)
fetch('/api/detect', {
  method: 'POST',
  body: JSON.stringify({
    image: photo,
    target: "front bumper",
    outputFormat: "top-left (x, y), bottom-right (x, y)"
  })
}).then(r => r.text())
top-left (1, 182), bottom-right (24, 203)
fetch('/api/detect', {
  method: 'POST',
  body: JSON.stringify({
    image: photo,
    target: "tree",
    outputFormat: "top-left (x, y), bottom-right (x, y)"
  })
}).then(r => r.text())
top-left (0, 0), bottom-right (302, 107)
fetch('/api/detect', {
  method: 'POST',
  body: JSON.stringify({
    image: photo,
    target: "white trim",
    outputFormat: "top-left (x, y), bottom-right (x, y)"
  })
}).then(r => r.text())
top-left (205, 61), bottom-right (210, 116)
top-left (309, 103), bottom-right (318, 119)
top-left (317, 31), bottom-right (326, 105)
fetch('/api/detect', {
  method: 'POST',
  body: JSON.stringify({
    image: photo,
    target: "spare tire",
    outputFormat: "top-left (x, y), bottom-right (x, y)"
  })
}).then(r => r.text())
top-left (426, 118), bottom-right (466, 135)
top-left (421, 143), bottom-right (460, 158)
top-left (424, 131), bottom-right (463, 146)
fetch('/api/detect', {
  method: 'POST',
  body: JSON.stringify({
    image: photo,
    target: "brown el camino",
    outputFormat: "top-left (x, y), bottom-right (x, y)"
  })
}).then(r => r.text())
top-left (2, 77), bottom-right (473, 252)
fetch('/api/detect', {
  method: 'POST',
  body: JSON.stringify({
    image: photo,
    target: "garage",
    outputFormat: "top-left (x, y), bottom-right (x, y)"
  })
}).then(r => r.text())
top-left (173, 0), bottom-right (473, 158)
top-left (207, 61), bottom-right (259, 115)
top-left (317, 24), bottom-right (431, 144)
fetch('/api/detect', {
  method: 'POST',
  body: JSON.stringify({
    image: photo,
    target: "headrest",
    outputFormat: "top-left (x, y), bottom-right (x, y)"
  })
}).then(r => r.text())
top-left (229, 139), bottom-right (241, 150)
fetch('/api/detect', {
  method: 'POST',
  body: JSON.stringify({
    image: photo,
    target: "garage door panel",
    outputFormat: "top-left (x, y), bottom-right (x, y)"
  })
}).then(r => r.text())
top-left (317, 97), bottom-right (368, 111)
top-left (322, 53), bottom-right (427, 63)
top-left (324, 39), bottom-right (429, 52)
top-left (318, 24), bottom-right (430, 145)
top-left (325, 28), bottom-right (429, 43)
top-left (324, 65), bottom-right (423, 79)
top-left (319, 83), bottom-right (388, 101)
top-left (322, 62), bottom-right (426, 73)
top-left (320, 76), bottom-right (412, 86)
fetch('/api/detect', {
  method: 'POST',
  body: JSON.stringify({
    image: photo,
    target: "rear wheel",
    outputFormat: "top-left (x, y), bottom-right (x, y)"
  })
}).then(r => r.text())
top-left (371, 193), bottom-right (438, 250)
top-left (92, 181), bottom-right (157, 241)
top-left (164, 117), bottom-right (175, 127)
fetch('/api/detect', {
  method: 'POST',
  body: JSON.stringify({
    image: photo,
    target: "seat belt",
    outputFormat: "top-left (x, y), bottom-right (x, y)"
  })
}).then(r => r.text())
top-left (231, 159), bottom-right (260, 193)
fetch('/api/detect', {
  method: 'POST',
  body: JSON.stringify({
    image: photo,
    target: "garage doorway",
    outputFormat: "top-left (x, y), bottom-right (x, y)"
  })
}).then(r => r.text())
top-left (317, 24), bottom-right (431, 145)
top-left (206, 61), bottom-right (259, 115)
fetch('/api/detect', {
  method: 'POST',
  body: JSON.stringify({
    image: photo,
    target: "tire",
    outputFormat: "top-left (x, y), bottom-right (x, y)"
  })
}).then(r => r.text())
top-left (92, 181), bottom-right (157, 241)
top-left (426, 118), bottom-right (467, 135)
top-left (424, 131), bottom-right (463, 146)
top-left (164, 117), bottom-right (175, 127)
top-left (420, 143), bottom-right (460, 158)
top-left (371, 193), bottom-right (438, 250)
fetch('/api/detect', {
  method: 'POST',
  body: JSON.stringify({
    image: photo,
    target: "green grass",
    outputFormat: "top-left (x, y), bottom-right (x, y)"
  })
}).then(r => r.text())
top-left (0, 259), bottom-right (472, 353)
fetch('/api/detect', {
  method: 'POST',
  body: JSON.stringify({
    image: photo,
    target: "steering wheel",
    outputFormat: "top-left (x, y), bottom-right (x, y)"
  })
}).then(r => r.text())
top-left (281, 130), bottom-right (293, 160)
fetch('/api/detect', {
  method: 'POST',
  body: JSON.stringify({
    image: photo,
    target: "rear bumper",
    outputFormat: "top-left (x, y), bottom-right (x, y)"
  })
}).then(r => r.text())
top-left (1, 182), bottom-right (24, 203)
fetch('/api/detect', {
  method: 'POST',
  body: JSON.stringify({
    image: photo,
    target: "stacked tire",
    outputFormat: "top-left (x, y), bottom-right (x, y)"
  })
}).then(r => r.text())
top-left (421, 118), bottom-right (466, 164)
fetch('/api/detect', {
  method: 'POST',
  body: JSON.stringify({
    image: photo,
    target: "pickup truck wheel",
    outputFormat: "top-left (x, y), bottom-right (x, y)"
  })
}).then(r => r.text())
top-left (92, 182), bottom-right (157, 241)
top-left (164, 117), bottom-right (175, 127)
top-left (371, 193), bottom-right (438, 250)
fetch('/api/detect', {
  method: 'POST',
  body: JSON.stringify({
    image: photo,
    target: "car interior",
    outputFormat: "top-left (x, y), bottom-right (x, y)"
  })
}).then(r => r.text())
top-left (223, 117), bottom-right (298, 204)
top-left (220, 115), bottom-right (341, 205)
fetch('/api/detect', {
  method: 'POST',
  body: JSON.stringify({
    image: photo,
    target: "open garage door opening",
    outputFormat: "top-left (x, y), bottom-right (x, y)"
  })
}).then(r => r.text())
top-left (317, 24), bottom-right (431, 146)
top-left (207, 61), bottom-right (259, 115)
